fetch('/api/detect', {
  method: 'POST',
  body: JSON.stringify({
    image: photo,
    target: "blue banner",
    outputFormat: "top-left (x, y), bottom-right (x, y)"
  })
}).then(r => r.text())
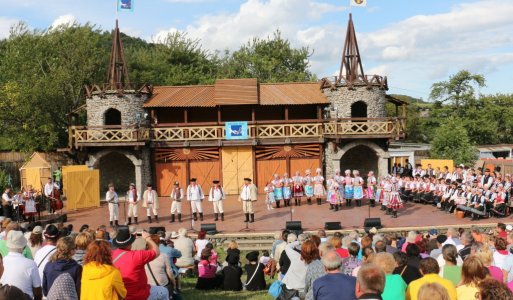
top-left (118, 0), bottom-right (134, 12)
top-left (225, 122), bottom-right (248, 140)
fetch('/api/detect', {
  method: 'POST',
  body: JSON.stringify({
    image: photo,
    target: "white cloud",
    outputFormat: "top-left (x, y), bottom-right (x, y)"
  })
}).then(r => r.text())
top-left (0, 17), bottom-right (19, 39)
top-left (50, 14), bottom-right (76, 29)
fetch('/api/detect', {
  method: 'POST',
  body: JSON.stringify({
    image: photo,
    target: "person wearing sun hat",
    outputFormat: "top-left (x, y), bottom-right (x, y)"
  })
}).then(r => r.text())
top-left (1, 230), bottom-right (42, 300)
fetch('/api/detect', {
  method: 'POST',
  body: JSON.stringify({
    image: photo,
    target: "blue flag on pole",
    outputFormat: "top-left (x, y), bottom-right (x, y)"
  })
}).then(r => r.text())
top-left (118, 0), bottom-right (134, 12)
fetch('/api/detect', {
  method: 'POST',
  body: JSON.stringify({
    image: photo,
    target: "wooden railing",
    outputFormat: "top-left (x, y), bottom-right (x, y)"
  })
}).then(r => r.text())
top-left (71, 118), bottom-right (403, 146)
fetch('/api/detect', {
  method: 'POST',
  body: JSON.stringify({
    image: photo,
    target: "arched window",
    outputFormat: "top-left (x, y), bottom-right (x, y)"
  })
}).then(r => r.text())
top-left (351, 101), bottom-right (367, 119)
top-left (104, 108), bottom-right (122, 126)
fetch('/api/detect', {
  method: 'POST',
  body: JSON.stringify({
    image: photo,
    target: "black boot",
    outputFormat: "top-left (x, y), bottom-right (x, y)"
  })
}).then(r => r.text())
top-left (134, 217), bottom-right (138, 224)
top-left (380, 205), bottom-right (385, 211)
top-left (214, 213), bottom-right (218, 221)
top-left (155, 215), bottom-right (159, 223)
top-left (250, 214), bottom-right (255, 223)
top-left (244, 213), bottom-right (249, 223)
top-left (393, 211), bottom-right (398, 218)
top-left (317, 198), bottom-right (321, 205)
top-left (178, 214), bottom-right (182, 222)
top-left (297, 199), bottom-right (301, 206)
top-left (276, 200), bottom-right (281, 208)
top-left (221, 213), bottom-right (224, 221)
top-left (370, 199), bottom-right (375, 207)
top-left (128, 217), bottom-right (132, 225)
top-left (386, 208), bottom-right (391, 215)
top-left (109, 221), bottom-right (113, 228)
top-left (199, 213), bottom-right (203, 221)
top-left (193, 213), bottom-right (198, 221)
top-left (330, 204), bottom-right (334, 210)
top-left (335, 204), bottom-right (339, 211)
top-left (148, 216), bottom-right (152, 224)
top-left (115, 220), bottom-right (119, 227)
top-left (307, 198), bottom-right (312, 205)
top-left (170, 215), bottom-right (175, 223)
top-left (356, 200), bottom-right (361, 207)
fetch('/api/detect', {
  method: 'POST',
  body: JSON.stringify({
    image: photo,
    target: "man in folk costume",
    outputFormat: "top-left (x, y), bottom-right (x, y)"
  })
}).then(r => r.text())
top-left (126, 183), bottom-right (139, 225)
top-left (272, 174), bottom-right (283, 208)
top-left (142, 183), bottom-right (159, 223)
top-left (186, 178), bottom-right (204, 221)
top-left (169, 181), bottom-right (184, 223)
top-left (366, 171), bottom-right (377, 207)
top-left (491, 184), bottom-right (507, 217)
top-left (291, 171), bottom-right (303, 206)
top-left (44, 177), bottom-right (59, 214)
top-left (303, 169), bottom-right (314, 205)
top-left (353, 170), bottom-right (364, 207)
top-left (481, 168), bottom-right (494, 187)
top-left (282, 173), bottom-right (292, 207)
top-left (239, 178), bottom-right (258, 223)
top-left (208, 180), bottom-right (225, 221)
top-left (106, 183), bottom-right (119, 227)
top-left (343, 170), bottom-right (353, 207)
top-left (313, 168), bottom-right (325, 206)
top-left (1, 186), bottom-right (13, 219)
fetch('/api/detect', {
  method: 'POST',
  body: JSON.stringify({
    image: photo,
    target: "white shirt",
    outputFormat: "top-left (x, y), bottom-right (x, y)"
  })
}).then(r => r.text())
top-left (1, 192), bottom-right (11, 203)
top-left (34, 244), bottom-right (57, 281)
top-left (127, 189), bottom-right (139, 203)
top-left (241, 185), bottom-right (251, 201)
top-left (208, 187), bottom-right (225, 202)
top-left (187, 185), bottom-right (204, 201)
top-left (1, 252), bottom-right (41, 298)
top-left (106, 191), bottom-right (119, 204)
top-left (44, 182), bottom-right (59, 197)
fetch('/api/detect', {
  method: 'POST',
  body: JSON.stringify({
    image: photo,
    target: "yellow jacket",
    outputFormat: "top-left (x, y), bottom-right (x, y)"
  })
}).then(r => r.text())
top-left (406, 274), bottom-right (457, 300)
top-left (81, 262), bottom-right (127, 300)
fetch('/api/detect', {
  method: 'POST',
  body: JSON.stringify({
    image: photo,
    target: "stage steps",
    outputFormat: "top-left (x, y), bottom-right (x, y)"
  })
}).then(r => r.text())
top-left (222, 239), bottom-right (275, 251)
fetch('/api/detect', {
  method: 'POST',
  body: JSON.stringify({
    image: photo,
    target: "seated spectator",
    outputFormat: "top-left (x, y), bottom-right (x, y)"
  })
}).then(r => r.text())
top-left (260, 250), bottom-right (271, 266)
top-left (28, 226), bottom-right (43, 258)
top-left (0, 223), bottom-right (33, 259)
top-left (417, 283), bottom-right (450, 300)
top-left (493, 237), bottom-right (511, 270)
top-left (374, 240), bottom-right (386, 253)
top-left (0, 253), bottom-right (30, 300)
top-left (402, 231), bottom-right (418, 253)
top-left (342, 242), bottom-right (361, 276)
top-left (174, 228), bottom-right (195, 268)
top-left (225, 240), bottom-right (241, 266)
top-left (34, 225), bottom-right (60, 281)
top-left (313, 250), bottom-right (357, 300)
top-left (318, 230), bottom-right (327, 243)
top-left (358, 236), bottom-right (372, 260)
top-left (205, 242), bottom-right (218, 265)
top-left (373, 252), bottom-right (407, 300)
top-left (406, 243), bottom-right (422, 270)
top-left (430, 235), bottom-right (446, 259)
top-left (456, 256), bottom-right (488, 300)
top-left (438, 244), bottom-right (461, 286)
top-left (355, 263), bottom-right (385, 299)
top-left (43, 236), bottom-right (82, 298)
top-left (331, 236), bottom-right (348, 258)
top-left (112, 227), bottom-right (164, 300)
top-left (195, 248), bottom-right (221, 290)
top-left (47, 272), bottom-right (77, 300)
top-left (194, 231), bottom-right (209, 261)
top-left (81, 240), bottom-right (127, 300)
top-left (73, 232), bottom-right (93, 266)
top-left (278, 233), bottom-right (297, 277)
top-left (244, 251), bottom-right (266, 291)
top-left (477, 278), bottom-right (513, 300)
top-left (0, 231), bottom-right (42, 300)
top-left (476, 244), bottom-right (503, 281)
top-left (393, 250), bottom-right (421, 285)
top-left (145, 234), bottom-right (175, 296)
top-left (304, 239), bottom-right (323, 300)
top-left (222, 252), bottom-right (243, 291)
top-left (159, 235), bottom-right (181, 277)
top-left (406, 257), bottom-right (456, 300)
top-left (282, 237), bottom-right (308, 298)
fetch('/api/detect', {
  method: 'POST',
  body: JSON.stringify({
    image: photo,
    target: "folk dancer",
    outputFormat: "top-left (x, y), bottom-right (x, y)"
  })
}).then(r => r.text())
top-left (469, 189), bottom-right (487, 220)
top-left (420, 176), bottom-right (435, 205)
top-left (327, 176), bottom-right (342, 211)
top-left (343, 170), bottom-right (353, 207)
top-left (239, 178), bottom-right (258, 223)
top-left (44, 177), bottom-right (59, 214)
top-left (491, 184), bottom-right (507, 217)
top-left (169, 181), bottom-right (184, 223)
top-left (282, 173), bottom-right (292, 207)
top-left (272, 174), bottom-right (283, 208)
top-left (432, 179), bottom-right (446, 207)
top-left (352, 170), bottom-right (364, 207)
top-left (1, 186), bottom-right (13, 219)
top-left (186, 178), bottom-right (204, 221)
top-left (333, 169), bottom-right (345, 205)
top-left (387, 178), bottom-right (403, 218)
top-left (22, 185), bottom-right (37, 223)
top-left (303, 169), bottom-right (314, 205)
top-left (401, 177), bottom-right (413, 203)
top-left (448, 186), bottom-right (466, 214)
top-left (376, 178), bottom-right (384, 210)
top-left (126, 183), bottom-right (139, 225)
top-left (291, 171), bottom-right (304, 206)
top-left (440, 181), bottom-right (456, 211)
top-left (106, 183), bottom-right (119, 227)
top-left (208, 180), bottom-right (225, 221)
top-left (264, 182), bottom-right (275, 210)
top-left (142, 183), bottom-right (159, 223)
top-left (366, 171), bottom-right (377, 207)
top-left (383, 177), bottom-right (392, 215)
top-left (313, 168), bottom-right (325, 205)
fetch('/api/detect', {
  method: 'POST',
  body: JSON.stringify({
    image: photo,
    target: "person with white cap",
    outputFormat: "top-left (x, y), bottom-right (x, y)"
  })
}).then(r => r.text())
top-left (170, 181), bottom-right (184, 223)
top-left (187, 178), bottom-right (204, 221)
top-left (126, 182), bottom-right (139, 225)
top-left (303, 169), bottom-right (314, 205)
top-left (0, 230), bottom-right (42, 300)
top-left (313, 168), bottom-right (325, 206)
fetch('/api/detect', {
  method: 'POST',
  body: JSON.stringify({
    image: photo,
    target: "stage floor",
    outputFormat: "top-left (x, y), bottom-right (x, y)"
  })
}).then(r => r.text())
top-left (62, 196), bottom-right (506, 233)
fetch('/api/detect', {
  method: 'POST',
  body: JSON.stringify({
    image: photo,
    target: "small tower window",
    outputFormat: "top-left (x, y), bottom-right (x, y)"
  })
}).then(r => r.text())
top-left (351, 101), bottom-right (367, 119)
top-left (104, 108), bottom-right (122, 126)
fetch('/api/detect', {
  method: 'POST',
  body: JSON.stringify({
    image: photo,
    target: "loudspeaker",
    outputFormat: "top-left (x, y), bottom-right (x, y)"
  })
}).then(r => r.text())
top-left (286, 221), bottom-right (303, 234)
top-left (324, 222), bottom-right (342, 230)
top-left (148, 227), bottom-right (166, 235)
top-left (363, 218), bottom-right (382, 232)
top-left (200, 223), bottom-right (218, 234)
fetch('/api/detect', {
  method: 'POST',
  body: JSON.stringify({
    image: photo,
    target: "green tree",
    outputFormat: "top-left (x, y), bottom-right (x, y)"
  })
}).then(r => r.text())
top-left (429, 70), bottom-right (485, 110)
top-left (430, 117), bottom-right (477, 165)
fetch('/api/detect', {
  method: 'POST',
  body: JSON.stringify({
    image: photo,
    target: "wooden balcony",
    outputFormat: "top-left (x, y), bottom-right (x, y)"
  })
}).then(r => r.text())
top-left (70, 118), bottom-right (404, 148)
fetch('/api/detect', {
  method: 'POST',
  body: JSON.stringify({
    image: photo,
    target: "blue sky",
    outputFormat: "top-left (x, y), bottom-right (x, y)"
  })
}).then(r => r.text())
top-left (1, 0), bottom-right (512, 99)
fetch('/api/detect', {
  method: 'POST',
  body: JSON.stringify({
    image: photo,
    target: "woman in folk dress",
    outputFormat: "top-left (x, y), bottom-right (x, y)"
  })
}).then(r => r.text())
top-left (23, 186), bottom-right (38, 223)
top-left (264, 182), bottom-right (275, 211)
top-left (313, 168), bottom-right (325, 205)
top-left (303, 169), bottom-right (314, 205)
top-left (334, 169), bottom-right (345, 206)
top-left (387, 178), bottom-right (403, 218)
top-left (327, 176), bottom-right (343, 211)
top-left (352, 170), bottom-right (364, 207)
top-left (343, 170), bottom-right (353, 207)
top-left (282, 173), bottom-right (292, 207)
top-left (291, 171), bottom-right (304, 206)
top-left (366, 171), bottom-right (377, 207)
top-left (382, 177), bottom-right (392, 214)
top-left (272, 174), bottom-right (283, 208)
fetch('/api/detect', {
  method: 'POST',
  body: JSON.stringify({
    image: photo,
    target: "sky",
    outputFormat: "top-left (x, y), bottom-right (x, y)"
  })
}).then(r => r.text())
top-left (1, 0), bottom-right (512, 100)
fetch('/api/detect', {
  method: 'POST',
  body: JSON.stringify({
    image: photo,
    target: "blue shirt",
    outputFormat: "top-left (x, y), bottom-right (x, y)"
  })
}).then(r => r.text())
top-left (159, 244), bottom-right (182, 275)
top-left (313, 272), bottom-right (357, 300)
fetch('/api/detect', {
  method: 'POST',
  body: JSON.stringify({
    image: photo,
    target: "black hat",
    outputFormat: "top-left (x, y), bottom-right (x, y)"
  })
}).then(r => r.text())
top-left (190, 178), bottom-right (197, 182)
top-left (112, 226), bottom-right (136, 249)
top-left (213, 180), bottom-right (220, 184)
top-left (226, 254), bottom-right (239, 265)
top-left (436, 234), bottom-right (448, 244)
top-left (456, 179), bottom-right (463, 184)
top-left (244, 178), bottom-right (252, 182)
top-left (473, 179), bottom-right (478, 183)
top-left (246, 251), bottom-right (259, 262)
top-left (445, 179), bottom-right (451, 184)
top-left (44, 224), bottom-right (59, 239)
top-left (146, 183), bottom-right (153, 187)
top-left (485, 168), bottom-right (490, 172)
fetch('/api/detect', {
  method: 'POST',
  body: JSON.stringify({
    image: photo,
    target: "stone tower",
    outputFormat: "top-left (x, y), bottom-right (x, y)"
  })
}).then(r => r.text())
top-left (323, 14), bottom-right (391, 178)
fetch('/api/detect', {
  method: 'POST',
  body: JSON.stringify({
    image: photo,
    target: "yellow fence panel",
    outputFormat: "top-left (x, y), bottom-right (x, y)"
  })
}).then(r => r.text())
top-left (421, 159), bottom-right (454, 172)
top-left (62, 165), bottom-right (89, 197)
top-left (23, 167), bottom-right (46, 190)
top-left (65, 170), bottom-right (100, 210)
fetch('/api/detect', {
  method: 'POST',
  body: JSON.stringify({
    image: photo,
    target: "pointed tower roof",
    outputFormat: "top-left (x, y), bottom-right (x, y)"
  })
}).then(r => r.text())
top-left (338, 13), bottom-right (365, 88)
top-left (106, 19), bottom-right (130, 90)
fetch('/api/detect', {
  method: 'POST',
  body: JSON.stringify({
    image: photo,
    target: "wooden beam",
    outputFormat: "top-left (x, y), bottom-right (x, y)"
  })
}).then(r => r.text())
top-left (217, 106), bottom-right (222, 124)
top-left (186, 158), bottom-right (190, 186)
top-left (184, 108), bottom-right (188, 123)
top-left (285, 106), bottom-right (289, 121)
top-left (251, 106), bottom-right (256, 122)
top-left (317, 106), bottom-right (322, 120)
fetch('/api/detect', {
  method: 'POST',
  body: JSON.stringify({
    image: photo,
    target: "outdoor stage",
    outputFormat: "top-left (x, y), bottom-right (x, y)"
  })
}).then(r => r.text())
top-left (62, 195), bottom-right (504, 233)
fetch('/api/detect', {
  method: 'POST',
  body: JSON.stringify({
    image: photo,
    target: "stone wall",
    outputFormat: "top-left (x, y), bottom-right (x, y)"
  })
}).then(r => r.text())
top-left (323, 85), bottom-right (387, 119)
top-left (86, 92), bottom-right (148, 127)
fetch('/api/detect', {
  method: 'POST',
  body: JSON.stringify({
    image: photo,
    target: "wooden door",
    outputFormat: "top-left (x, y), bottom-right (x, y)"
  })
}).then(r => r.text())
top-left (65, 170), bottom-right (100, 210)
top-left (156, 162), bottom-right (187, 196)
top-left (190, 161), bottom-right (220, 191)
top-left (256, 159), bottom-right (286, 193)
top-left (222, 146), bottom-right (254, 195)
top-left (290, 158), bottom-right (319, 175)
